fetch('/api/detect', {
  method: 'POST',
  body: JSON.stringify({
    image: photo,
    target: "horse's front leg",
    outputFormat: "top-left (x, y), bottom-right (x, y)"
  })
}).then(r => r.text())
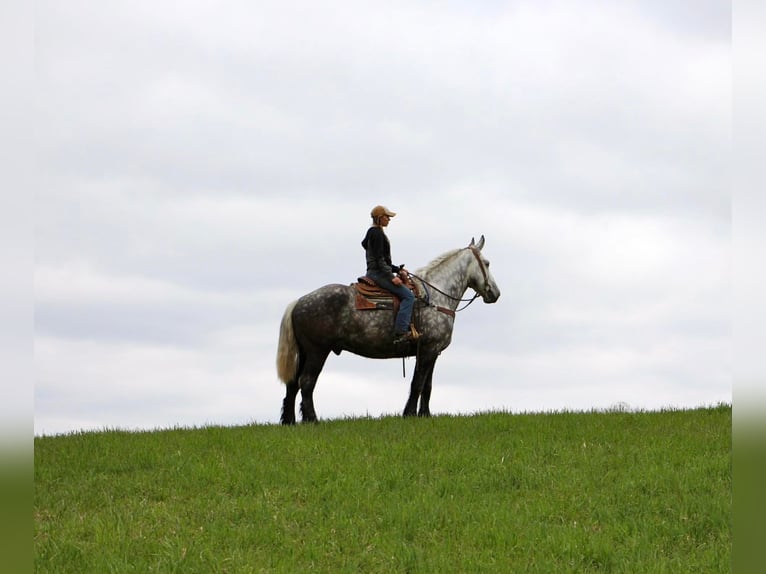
top-left (403, 353), bottom-right (437, 418)
top-left (418, 360), bottom-right (436, 417)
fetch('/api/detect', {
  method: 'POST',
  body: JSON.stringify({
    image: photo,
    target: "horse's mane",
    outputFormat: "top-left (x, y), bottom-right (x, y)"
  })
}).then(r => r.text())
top-left (417, 248), bottom-right (463, 275)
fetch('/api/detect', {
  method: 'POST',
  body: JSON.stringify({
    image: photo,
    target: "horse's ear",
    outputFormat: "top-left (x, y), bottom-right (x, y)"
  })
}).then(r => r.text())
top-left (469, 237), bottom-right (475, 247)
top-left (476, 235), bottom-right (485, 250)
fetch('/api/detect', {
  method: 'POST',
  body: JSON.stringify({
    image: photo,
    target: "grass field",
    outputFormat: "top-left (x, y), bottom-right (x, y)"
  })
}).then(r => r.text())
top-left (34, 405), bottom-right (731, 573)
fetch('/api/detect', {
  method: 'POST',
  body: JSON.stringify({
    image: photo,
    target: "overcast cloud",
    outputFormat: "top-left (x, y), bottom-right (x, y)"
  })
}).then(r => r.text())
top-left (34, 0), bottom-right (731, 435)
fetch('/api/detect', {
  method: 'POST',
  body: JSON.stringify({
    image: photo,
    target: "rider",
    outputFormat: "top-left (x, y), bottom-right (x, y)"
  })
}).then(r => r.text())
top-left (361, 205), bottom-right (416, 343)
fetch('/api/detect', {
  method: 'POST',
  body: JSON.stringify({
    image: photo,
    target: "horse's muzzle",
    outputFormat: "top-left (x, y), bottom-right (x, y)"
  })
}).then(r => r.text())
top-left (482, 287), bottom-right (500, 303)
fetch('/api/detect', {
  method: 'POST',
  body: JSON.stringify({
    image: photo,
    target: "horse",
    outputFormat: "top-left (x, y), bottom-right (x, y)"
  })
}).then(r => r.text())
top-left (276, 235), bottom-right (501, 424)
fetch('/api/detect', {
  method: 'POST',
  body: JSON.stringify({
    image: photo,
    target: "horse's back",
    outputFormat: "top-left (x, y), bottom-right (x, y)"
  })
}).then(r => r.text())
top-left (292, 284), bottom-right (354, 331)
top-left (295, 283), bottom-right (352, 312)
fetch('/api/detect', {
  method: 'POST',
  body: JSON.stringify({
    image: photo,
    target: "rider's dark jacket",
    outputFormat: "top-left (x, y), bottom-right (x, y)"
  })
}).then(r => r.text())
top-left (362, 226), bottom-right (401, 278)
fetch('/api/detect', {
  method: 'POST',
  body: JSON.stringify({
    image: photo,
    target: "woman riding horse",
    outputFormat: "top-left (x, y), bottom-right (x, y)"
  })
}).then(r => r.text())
top-left (361, 205), bottom-right (416, 344)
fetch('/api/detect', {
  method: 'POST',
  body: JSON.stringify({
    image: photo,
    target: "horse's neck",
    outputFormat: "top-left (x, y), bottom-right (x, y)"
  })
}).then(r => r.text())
top-left (419, 250), bottom-right (471, 309)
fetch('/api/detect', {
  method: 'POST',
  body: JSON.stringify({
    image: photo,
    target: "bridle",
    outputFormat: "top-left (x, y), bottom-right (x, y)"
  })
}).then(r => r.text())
top-left (468, 245), bottom-right (491, 296)
top-left (408, 246), bottom-right (491, 313)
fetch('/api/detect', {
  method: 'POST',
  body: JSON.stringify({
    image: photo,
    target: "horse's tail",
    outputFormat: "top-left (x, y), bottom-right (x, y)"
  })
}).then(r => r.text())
top-left (276, 300), bottom-right (300, 384)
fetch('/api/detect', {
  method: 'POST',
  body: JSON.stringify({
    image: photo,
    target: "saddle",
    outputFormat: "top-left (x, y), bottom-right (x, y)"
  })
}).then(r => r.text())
top-left (352, 275), bottom-right (420, 313)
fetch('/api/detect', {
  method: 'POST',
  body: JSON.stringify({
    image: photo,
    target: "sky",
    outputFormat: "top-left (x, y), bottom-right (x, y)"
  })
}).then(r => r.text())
top-left (32, 0), bottom-right (732, 436)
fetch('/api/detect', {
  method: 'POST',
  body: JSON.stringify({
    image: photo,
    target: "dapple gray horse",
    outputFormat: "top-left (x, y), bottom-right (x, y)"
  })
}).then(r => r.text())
top-left (276, 236), bottom-right (500, 424)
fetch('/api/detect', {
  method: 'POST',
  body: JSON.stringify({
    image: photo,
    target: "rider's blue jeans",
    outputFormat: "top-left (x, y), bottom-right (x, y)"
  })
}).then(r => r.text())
top-left (368, 272), bottom-right (415, 333)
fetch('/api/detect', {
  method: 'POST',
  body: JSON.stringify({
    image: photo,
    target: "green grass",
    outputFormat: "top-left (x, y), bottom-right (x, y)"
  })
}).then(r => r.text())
top-left (35, 405), bottom-right (731, 573)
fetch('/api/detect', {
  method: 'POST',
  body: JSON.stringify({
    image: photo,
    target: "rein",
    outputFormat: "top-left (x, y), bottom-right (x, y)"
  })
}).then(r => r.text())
top-left (409, 273), bottom-right (479, 307)
top-left (407, 246), bottom-right (489, 314)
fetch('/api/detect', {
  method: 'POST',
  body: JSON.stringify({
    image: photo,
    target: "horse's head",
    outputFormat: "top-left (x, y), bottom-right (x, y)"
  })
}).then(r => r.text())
top-left (468, 236), bottom-right (501, 303)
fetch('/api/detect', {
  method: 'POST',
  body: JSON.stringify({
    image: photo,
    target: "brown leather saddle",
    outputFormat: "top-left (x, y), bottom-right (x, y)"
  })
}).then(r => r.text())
top-left (352, 276), bottom-right (420, 314)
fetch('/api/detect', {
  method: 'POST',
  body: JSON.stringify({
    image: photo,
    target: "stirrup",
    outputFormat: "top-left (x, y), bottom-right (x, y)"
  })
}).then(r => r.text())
top-left (393, 325), bottom-right (420, 344)
top-left (393, 332), bottom-right (414, 344)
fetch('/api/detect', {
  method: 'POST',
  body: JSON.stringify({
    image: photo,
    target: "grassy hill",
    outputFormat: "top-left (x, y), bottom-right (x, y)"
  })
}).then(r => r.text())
top-left (34, 405), bottom-right (731, 573)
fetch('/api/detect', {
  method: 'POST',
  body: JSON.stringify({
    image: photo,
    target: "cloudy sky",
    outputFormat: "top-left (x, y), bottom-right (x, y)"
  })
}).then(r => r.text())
top-left (33, 0), bottom-right (731, 435)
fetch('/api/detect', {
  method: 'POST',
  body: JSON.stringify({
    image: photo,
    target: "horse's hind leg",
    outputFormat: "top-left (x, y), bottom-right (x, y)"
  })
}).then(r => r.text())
top-left (280, 379), bottom-right (299, 425)
top-left (299, 350), bottom-right (329, 423)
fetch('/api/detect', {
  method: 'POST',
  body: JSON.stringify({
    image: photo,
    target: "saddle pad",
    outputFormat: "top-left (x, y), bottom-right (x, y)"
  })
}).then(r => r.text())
top-left (355, 293), bottom-right (394, 311)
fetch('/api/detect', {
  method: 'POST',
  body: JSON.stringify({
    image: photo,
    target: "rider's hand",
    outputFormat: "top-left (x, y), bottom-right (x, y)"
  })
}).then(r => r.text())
top-left (392, 276), bottom-right (403, 286)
